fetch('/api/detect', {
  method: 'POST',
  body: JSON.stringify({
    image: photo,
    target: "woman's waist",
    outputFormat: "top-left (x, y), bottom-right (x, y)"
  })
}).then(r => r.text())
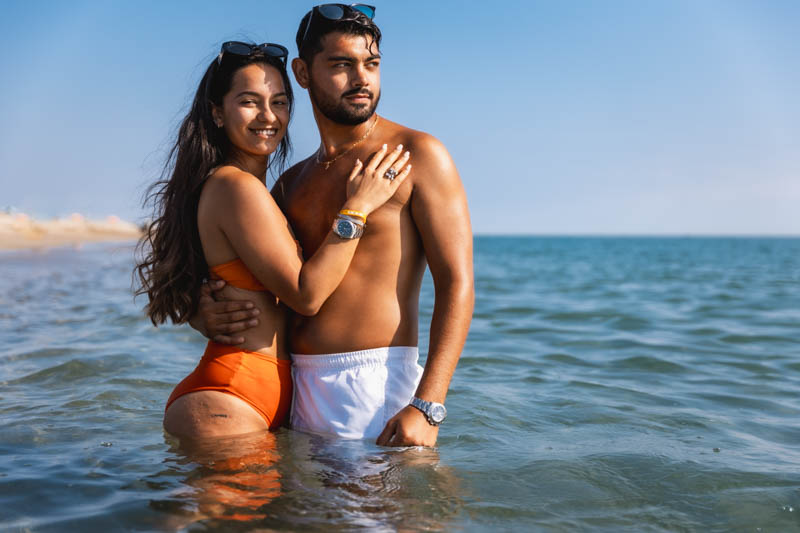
top-left (205, 338), bottom-right (290, 361)
top-left (227, 304), bottom-right (290, 360)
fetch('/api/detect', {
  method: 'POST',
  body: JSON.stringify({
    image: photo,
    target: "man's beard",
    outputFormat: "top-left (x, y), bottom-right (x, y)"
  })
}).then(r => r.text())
top-left (309, 79), bottom-right (381, 125)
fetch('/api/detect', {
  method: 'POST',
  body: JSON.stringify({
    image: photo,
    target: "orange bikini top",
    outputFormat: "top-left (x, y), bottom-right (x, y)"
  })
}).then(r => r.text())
top-left (209, 258), bottom-right (267, 291)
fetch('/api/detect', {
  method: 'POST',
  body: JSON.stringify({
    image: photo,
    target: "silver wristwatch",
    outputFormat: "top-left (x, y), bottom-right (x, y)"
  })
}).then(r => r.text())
top-left (332, 216), bottom-right (364, 239)
top-left (409, 396), bottom-right (447, 426)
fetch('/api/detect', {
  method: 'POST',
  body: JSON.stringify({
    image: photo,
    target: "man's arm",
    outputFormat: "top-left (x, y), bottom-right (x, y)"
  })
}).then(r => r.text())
top-left (376, 134), bottom-right (474, 447)
top-left (188, 280), bottom-right (260, 345)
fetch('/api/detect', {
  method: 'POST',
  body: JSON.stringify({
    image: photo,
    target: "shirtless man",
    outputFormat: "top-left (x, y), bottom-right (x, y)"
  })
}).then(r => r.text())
top-left (196, 4), bottom-right (473, 447)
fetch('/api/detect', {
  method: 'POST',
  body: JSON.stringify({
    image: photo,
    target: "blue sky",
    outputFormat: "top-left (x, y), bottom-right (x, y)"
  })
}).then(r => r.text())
top-left (1, 0), bottom-right (798, 234)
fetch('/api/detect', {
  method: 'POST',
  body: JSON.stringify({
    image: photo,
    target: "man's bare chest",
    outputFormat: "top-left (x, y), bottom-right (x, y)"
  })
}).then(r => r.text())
top-left (282, 159), bottom-right (416, 258)
top-left (283, 168), bottom-right (349, 257)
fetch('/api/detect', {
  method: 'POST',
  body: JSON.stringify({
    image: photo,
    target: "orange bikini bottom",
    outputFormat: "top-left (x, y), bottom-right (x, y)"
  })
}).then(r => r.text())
top-left (165, 342), bottom-right (292, 430)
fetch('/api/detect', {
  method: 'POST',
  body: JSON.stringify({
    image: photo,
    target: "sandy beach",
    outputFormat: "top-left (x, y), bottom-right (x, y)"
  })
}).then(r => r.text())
top-left (0, 212), bottom-right (142, 250)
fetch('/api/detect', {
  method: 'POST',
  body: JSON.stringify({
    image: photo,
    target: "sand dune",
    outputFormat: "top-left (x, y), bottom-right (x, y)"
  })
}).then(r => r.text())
top-left (0, 212), bottom-right (143, 250)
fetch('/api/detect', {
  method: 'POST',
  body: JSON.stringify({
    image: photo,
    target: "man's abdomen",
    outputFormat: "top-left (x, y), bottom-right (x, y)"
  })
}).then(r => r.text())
top-left (290, 261), bottom-right (423, 354)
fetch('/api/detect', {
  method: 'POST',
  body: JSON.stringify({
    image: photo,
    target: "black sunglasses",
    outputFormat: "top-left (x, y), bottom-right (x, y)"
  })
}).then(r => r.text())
top-left (217, 41), bottom-right (289, 66)
top-left (300, 4), bottom-right (376, 51)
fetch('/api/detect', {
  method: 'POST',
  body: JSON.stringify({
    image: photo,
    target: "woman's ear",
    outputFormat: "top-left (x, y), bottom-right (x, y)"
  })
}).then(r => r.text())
top-left (211, 103), bottom-right (223, 128)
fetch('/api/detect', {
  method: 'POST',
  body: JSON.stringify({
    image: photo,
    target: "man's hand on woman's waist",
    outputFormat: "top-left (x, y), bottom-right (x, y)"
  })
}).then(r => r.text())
top-left (189, 280), bottom-right (260, 345)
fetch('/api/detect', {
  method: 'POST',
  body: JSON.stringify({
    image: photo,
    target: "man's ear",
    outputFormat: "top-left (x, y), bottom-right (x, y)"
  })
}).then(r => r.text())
top-left (292, 57), bottom-right (310, 89)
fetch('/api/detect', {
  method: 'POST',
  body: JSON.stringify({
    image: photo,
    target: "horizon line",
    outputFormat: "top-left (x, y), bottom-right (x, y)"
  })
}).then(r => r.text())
top-left (473, 233), bottom-right (800, 238)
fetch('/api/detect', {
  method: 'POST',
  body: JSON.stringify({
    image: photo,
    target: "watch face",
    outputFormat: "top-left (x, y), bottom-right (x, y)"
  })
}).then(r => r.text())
top-left (430, 404), bottom-right (447, 423)
top-left (335, 219), bottom-right (355, 238)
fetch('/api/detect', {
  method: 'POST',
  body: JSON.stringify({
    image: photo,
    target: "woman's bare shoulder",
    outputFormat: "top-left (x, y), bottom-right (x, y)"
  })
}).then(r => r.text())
top-left (205, 166), bottom-right (266, 193)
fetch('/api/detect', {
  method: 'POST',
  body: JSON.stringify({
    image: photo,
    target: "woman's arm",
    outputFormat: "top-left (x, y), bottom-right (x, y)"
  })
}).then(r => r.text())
top-left (206, 145), bottom-right (410, 316)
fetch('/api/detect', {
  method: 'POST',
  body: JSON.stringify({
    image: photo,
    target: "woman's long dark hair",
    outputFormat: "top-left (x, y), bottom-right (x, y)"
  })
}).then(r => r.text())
top-left (135, 46), bottom-right (293, 325)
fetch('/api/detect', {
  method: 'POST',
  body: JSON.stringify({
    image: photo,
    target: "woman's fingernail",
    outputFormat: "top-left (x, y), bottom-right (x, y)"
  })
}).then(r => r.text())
top-left (382, 143), bottom-right (387, 150)
top-left (404, 151), bottom-right (410, 157)
top-left (396, 144), bottom-right (403, 151)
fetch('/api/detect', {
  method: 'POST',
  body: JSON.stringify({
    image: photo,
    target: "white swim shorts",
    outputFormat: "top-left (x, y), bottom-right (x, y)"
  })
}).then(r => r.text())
top-left (290, 346), bottom-right (424, 439)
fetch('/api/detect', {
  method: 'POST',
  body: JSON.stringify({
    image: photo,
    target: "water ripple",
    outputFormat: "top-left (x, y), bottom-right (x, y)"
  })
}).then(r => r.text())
top-left (2, 239), bottom-right (800, 531)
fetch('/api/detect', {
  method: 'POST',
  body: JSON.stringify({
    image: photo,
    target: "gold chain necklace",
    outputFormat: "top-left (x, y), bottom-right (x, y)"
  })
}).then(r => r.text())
top-left (316, 115), bottom-right (379, 170)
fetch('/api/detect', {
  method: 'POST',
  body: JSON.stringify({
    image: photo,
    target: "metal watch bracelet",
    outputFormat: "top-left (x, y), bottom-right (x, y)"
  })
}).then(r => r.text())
top-left (409, 396), bottom-right (447, 426)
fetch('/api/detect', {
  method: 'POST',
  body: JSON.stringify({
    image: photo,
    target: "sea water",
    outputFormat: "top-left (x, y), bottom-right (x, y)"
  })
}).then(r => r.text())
top-left (1, 237), bottom-right (799, 531)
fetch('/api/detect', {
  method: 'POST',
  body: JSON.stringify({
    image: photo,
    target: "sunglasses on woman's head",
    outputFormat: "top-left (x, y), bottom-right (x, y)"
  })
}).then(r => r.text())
top-left (300, 4), bottom-right (376, 50)
top-left (217, 41), bottom-right (289, 66)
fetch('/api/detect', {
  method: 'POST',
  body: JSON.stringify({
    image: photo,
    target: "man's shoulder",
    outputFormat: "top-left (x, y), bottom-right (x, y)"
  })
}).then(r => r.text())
top-left (272, 156), bottom-right (314, 199)
top-left (380, 121), bottom-right (455, 191)
top-left (277, 157), bottom-right (312, 184)
top-left (382, 118), bottom-right (447, 154)
top-left (381, 119), bottom-right (453, 175)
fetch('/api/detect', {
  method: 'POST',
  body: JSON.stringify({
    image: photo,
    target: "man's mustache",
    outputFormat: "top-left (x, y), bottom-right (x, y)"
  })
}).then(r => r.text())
top-left (341, 88), bottom-right (374, 99)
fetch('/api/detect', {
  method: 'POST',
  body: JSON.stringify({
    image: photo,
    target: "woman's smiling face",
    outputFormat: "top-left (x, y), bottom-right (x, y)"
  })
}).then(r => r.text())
top-left (213, 63), bottom-right (290, 161)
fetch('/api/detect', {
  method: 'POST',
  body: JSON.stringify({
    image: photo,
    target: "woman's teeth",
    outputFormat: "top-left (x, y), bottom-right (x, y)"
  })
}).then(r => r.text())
top-left (251, 128), bottom-right (277, 138)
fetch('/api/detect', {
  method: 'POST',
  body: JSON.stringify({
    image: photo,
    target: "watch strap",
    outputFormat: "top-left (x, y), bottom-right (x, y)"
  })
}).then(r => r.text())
top-left (409, 396), bottom-right (446, 426)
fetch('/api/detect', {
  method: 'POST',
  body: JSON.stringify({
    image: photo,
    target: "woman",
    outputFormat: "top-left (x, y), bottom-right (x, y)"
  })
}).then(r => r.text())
top-left (135, 41), bottom-right (410, 439)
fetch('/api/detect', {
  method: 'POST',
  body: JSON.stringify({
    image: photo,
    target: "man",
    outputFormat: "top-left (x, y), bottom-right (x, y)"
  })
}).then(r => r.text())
top-left (196, 4), bottom-right (472, 447)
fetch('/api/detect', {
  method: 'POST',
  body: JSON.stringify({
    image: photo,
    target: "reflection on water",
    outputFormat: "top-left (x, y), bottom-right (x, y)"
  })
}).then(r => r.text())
top-left (155, 431), bottom-right (283, 527)
top-left (152, 430), bottom-right (461, 531)
top-left (274, 433), bottom-right (462, 531)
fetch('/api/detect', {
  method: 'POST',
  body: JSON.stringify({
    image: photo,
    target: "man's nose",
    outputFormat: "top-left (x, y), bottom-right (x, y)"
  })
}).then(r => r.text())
top-left (352, 63), bottom-right (369, 86)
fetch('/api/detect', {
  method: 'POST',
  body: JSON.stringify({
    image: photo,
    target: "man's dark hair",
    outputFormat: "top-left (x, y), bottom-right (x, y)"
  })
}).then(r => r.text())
top-left (296, 7), bottom-right (382, 64)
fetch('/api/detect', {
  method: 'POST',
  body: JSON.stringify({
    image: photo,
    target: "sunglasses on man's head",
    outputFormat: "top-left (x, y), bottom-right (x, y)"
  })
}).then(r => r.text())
top-left (300, 4), bottom-right (377, 50)
top-left (316, 3), bottom-right (375, 20)
top-left (217, 41), bottom-right (289, 66)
